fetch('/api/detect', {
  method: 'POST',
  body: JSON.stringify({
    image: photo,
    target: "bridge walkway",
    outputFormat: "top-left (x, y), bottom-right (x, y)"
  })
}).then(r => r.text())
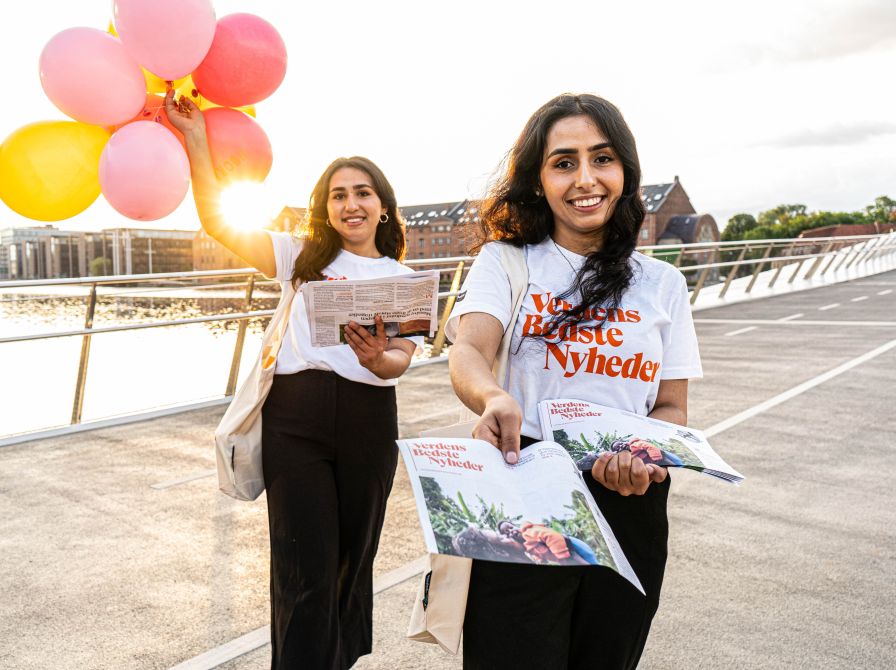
top-left (1, 272), bottom-right (894, 669)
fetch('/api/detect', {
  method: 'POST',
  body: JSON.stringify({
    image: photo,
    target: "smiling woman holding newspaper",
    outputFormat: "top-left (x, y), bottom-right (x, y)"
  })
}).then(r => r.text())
top-left (447, 94), bottom-right (703, 669)
top-left (165, 92), bottom-right (419, 670)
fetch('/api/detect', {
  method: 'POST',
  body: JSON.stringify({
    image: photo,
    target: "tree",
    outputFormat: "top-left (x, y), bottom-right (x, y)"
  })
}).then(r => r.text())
top-left (721, 213), bottom-right (758, 241)
top-left (864, 196), bottom-right (896, 224)
top-left (89, 257), bottom-right (112, 276)
top-left (757, 204), bottom-right (807, 227)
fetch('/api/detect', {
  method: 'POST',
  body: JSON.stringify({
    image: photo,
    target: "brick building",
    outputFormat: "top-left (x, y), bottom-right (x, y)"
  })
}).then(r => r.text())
top-left (798, 223), bottom-right (896, 239)
top-left (640, 177), bottom-right (720, 246)
top-left (262, 177), bottom-right (716, 265)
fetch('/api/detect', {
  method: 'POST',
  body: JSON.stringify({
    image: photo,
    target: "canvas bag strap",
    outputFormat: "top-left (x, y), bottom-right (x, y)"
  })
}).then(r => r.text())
top-left (492, 243), bottom-right (528, 388)
top-left (261, 280), bottom-right (299, 370)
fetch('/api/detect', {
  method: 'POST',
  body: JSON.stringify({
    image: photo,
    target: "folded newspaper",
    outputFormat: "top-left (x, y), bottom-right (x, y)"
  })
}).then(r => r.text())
top-left (396, 437), bottom-right (644, 594)
top-left (302, 270), bottom-right (440, 347)
top-left (537, 399), bottom-right (744, 484)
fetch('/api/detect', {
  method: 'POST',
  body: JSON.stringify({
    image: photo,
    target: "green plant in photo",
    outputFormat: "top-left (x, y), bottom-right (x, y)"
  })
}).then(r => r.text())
top-left (546, 490), bottom-right (617, 570)
top-left (656, 437), bottom-right (704, 468)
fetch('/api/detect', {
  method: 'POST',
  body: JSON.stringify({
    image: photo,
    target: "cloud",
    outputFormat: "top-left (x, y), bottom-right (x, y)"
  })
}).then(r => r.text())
top-left (757, 121), bottom-right (896, 148)
top-left (726, 0), bottom-right (896, 66)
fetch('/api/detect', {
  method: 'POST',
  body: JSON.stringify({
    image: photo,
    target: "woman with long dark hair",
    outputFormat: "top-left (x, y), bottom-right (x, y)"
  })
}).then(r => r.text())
top-left (447, 93), bottom-right (703, 668)
top-left (165, 92), bottom-right (418, 669)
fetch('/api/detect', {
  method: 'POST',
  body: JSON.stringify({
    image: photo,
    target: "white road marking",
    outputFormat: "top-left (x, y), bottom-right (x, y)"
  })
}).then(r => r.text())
top-left (704, 337), bottom-right (896, 438)
top-left (694, 319), bottom-right (896, 327)
top-left (172, 337), bottom-right (896, 670)
top-left (168, 555), bottom-right (430, 670)
top-left (724, 326), bottom-right (758, 337)
top-left (151, 469), bottom-right (216, 490)
top-left (778, 313), bottom-right (804, 322)
top-left (851, 295), bottom-right (869, 302)
top-left (877, 289), bottom-right (893, 296)
top-left (818, 303), bottom-right (840, 311)
top-left (168, 627), bottom-right (270, 670)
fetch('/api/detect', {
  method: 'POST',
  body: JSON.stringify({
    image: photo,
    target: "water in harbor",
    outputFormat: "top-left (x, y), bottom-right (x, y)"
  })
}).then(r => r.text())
top-left (0, 285), bottom-right (281, 438)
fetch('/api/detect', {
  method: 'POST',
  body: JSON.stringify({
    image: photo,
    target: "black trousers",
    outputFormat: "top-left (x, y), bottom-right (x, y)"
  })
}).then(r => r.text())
top-left (261, 370), bottom-right (399, 670)
top-left (463, 437), bottom-right (670, 670)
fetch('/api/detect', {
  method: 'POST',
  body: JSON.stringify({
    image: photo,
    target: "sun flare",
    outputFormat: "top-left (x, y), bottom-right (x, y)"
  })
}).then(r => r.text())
top-left (220, 182), bottom-right (275, 231)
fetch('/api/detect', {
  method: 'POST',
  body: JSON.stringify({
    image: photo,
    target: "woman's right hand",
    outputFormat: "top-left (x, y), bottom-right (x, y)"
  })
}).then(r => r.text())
top-left (163, 90), bottom-right (205, 139)
top-left (473, 391), bottom-right (523, 464)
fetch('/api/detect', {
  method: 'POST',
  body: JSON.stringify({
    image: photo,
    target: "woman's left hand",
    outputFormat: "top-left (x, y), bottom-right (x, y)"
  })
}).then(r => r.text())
top-left (591, 450), bottom-right (667, 496)
top-left (344, 315), bottom-right (388, 371)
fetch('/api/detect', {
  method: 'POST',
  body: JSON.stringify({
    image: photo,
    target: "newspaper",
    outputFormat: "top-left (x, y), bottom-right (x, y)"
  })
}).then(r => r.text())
top-left (302, 270), bottom-right (440, 347)
top-left (538, 399), bottom-right (744, 484)
top-left (396, 436), bottom-right (644, 594)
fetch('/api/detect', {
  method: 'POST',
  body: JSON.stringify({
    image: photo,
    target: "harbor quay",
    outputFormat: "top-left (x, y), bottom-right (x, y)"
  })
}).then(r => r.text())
top-left (1, 272), bottom-right (895, 669)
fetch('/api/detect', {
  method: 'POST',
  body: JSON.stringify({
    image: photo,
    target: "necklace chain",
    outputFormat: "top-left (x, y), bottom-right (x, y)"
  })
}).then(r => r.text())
top-left (551, 238), bottom-right (579, 274)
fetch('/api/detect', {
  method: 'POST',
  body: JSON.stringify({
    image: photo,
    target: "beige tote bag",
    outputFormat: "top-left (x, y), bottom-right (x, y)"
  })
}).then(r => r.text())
top-left (406, 243), bottom-right (528, 654)
top-left (214, 280), bottom-right (298, 501)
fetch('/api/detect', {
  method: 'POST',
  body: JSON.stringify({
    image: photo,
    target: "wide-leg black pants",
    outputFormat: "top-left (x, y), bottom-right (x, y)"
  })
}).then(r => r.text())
top-left (463, 437), bottom-right (670, 670)
top-left (261, 370), bottom-right (399, 670)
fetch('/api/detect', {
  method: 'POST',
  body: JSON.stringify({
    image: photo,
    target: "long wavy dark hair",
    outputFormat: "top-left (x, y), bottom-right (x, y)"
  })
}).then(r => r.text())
top-left (290, 156), bottom-right (406, 286)
top-left (475, 93), bottom-right (646, 334)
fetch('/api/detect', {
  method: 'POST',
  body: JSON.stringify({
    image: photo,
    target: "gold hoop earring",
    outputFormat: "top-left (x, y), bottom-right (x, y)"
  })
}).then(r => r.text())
top-left (325, 219), bottom-right (332, 227)
top-left (379, 213), bottom-right (389, 224)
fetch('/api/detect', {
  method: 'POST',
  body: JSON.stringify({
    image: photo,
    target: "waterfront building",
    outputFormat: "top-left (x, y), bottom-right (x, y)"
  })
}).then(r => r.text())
top-left (104, 228), bottom-right (195, 275)
top-left (0, 225), bottom-right (88, 280)
top-left (193, 228), bottom-right (248, 271)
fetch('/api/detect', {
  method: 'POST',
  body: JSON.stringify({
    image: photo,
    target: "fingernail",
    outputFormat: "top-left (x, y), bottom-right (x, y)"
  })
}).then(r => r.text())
top-left (505, 452), bottom-right (518, 464)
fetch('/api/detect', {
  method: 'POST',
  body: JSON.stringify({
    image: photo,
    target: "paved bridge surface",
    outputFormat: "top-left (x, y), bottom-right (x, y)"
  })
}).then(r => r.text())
top-left (2, 271), bottom-right (895, 670)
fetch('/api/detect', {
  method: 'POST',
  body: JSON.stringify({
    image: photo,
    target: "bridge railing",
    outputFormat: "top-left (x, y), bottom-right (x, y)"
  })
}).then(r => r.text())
top-left (1, 232), bottom-right (894, 443)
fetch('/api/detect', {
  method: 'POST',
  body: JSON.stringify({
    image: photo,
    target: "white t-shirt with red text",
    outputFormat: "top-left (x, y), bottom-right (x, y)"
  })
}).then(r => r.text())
top-left (446, 238), bottom-right (703, 439)
top-left (267, 231), bottom-right (420, 387)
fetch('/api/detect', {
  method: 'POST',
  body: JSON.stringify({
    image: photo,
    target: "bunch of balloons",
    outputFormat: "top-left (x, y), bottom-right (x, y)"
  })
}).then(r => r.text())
top-left (0, 0), bottom-right (286, 222)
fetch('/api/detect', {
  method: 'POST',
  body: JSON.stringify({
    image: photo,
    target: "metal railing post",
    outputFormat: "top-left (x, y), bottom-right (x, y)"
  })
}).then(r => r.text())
top-left (819, 242), bottom-right (845, 276)
top-left (71, 284), bottom-right (98, 425)
top-left (852, 236), bottom-right (884, 268)
top-left (804, 241), bottom-right (833, 280)
top-left (718, 246), bottom-right (747, 298)
top-left (833, 240), bottom-right (863, 273)
top-left (689, 249), bottom-right (717, 305)
top-left (843, 239), bottom-right (872, 270)
top-left (745, 245), bottom-right (773, 293)
top-left (787, 248), bottom-right (808, 283)
top-left (225, 275), bottom-right (256, 396)
top-left (768, 242), bottom-right (795, 288)
top-left (429, 261), bottom-right (466, 358)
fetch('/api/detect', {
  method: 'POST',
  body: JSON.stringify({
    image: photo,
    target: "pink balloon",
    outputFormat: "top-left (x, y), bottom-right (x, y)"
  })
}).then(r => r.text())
top-left (39, 28), bottom-right (145, 127)
top-left (204, 108), bottom-right (273, 184)
top-left (99, 122), bottom-right (191, 221)
top-left (113, 0), bottom-right (216, 80)
top-left (109, 94), bottom-right (187, 151)
top-left (192, 14), bottom-right (287, 107)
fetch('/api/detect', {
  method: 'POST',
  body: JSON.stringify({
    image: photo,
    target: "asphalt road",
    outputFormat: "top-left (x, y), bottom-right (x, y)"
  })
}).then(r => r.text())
top-left (1, 272), bottom-right (894, 669)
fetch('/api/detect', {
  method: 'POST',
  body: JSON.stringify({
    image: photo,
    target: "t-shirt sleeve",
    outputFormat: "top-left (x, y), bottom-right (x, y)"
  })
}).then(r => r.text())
top-left (660, 271), bottom-right (703, 380)
top-left (445, 243), bottom-right (512, 342)
top-left (265, 231), bottom-right (303, 282)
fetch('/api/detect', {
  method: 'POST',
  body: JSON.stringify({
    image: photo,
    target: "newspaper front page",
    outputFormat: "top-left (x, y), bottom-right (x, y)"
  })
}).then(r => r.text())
top-left (538, 399), bottom-right (744, 484)
top-left (302, 270), bottom-right (440, 347)
top-left (396, 436), bottom-right (644, 594)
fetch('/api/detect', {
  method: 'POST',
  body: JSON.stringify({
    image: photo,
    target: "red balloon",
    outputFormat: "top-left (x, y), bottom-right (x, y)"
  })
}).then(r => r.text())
top-left (192, 13), bottom-right (287, 107)
top-left (204, 107), bottom-right (273, 184)
top-left (109, 94), bottom-right (187, 151)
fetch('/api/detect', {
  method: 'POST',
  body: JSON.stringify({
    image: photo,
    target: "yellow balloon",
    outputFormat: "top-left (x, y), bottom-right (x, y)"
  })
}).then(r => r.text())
top-left (175, 75), bottom-right (257, 117)
top-left (0, 121), bottom-right (110, 221)
top-left (144, 71), bottom-right (187, 95)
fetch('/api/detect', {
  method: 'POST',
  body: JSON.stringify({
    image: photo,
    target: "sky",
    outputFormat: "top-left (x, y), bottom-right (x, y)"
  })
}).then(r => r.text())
top-left (1, 0), bottom-right (894, 233)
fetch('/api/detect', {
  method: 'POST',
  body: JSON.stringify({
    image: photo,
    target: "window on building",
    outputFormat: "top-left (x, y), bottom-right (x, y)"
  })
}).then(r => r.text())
top-left (641, 229), bottom-right (649, 239)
